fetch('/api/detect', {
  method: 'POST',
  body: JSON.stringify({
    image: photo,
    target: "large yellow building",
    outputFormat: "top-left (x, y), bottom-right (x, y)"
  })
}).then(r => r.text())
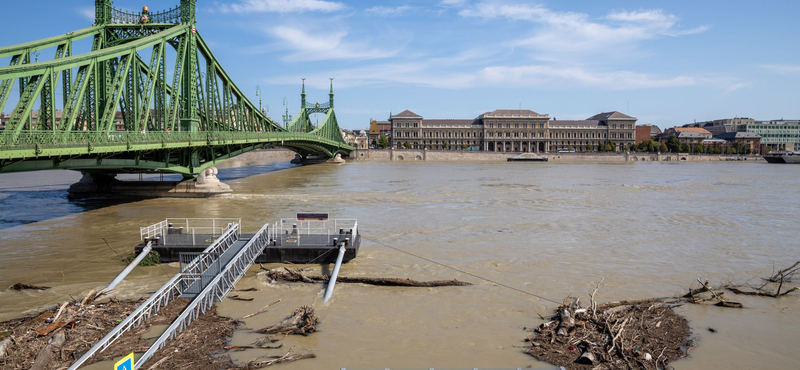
top-left (389, 109), bottom-right (637, 152)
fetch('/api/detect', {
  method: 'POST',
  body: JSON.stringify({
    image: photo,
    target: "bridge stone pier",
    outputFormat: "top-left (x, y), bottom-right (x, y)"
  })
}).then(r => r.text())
top-left (68, 167), bottom-right (232, 198)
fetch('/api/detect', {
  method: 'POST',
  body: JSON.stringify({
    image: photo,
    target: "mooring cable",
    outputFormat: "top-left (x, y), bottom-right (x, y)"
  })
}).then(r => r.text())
top-left (362, 236), bottom-right (563, 306)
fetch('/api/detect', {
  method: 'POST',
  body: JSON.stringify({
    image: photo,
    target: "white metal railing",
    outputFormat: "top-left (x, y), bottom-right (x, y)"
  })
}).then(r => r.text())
top-left (272, 219), bottom-right (358, 237)
top-left (137, 223), bottom-right (271, 366)
top-left (68, 223), bottom-right (241, 370)
top-left (139, 218), bottom-right (241, 244)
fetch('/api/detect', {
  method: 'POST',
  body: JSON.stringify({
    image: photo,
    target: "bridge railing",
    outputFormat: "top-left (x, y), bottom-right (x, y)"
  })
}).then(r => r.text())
top-left (137, 222), bottom-right (272, 366)
top-left (0, 130), bottom-right (347, 149)
top-left (66, 223), bottom-right (241, 370)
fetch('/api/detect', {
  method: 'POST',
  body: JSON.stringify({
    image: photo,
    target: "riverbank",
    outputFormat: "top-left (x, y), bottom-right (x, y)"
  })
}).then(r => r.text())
top-left (349, 149), bottom-right (763, 162)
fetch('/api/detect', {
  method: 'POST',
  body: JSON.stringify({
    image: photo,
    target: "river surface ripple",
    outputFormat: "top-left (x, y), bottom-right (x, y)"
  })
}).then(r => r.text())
top-left (0, 160), bottom-right (798, 369)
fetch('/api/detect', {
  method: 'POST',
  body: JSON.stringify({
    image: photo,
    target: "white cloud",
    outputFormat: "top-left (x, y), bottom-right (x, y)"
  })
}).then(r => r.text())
top-left (268, 62), bottom-right (701, 91)
top-left (457, 4), bottom-right (708, 57)
top-left (78, 7), bottom-right (94, 21)
top-left (365, 6), bottom-right (412, 16)
top-left (440, 0), bottom-right (467, 7)
top-left (268, 26), bottom-right (398, 61)
top-left (761, 64), bottom-right (800, 74)
top-left (218, 0), bottom-right (345, 13)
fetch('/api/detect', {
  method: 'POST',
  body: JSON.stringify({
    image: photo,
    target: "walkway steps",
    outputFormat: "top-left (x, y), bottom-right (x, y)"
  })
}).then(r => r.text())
top-left (67, 223), bottom-right (244, 370)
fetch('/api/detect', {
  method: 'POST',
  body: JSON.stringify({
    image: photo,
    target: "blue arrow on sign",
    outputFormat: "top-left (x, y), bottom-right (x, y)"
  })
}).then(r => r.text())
top-left (114, 353), bottom-right (135, 370)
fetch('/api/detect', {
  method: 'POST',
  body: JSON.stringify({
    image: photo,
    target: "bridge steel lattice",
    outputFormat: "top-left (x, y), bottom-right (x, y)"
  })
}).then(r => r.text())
top-left (0, 0), bottom-right (352, 179)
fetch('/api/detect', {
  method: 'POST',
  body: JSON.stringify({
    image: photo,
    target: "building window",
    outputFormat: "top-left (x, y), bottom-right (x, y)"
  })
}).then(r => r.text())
top-left (413, 122), bottom-right (418, 128)
top-left (514, 123), bottom-right (519, 128)
top-left (522, 123), bottom-right (528, 128)
top-left (488, 123), bottom-right (494, 128)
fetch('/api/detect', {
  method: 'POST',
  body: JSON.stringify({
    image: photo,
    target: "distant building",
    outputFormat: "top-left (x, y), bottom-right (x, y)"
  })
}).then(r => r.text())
top-left (635, 124), bottom-right (662, 144)
top-left (659, 127), bottom-right (713, 146)
top-left (743, 120), bottom-right (799, 152)
top-left (684, 117), bottom-right (755, 136)
top-left (368, 118), bottom-right (392, 148)
top-left (716, 132), bottom-right (762, 154)
top-left (389, 108), bottom-right (637, 152)
top-left (685, 117), bottom-right (798, 151)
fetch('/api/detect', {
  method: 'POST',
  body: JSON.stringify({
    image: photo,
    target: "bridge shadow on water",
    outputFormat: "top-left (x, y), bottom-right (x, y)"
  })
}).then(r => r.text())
top-left (0, 161), bottom-right (298, 230)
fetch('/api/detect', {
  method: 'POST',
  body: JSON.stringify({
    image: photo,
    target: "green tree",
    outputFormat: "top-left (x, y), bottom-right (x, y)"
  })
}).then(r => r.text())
top-left (603, 143), bottom-right (613, 152)
top-left (377, 134), bottom-right (389, 148)
top-left (679, 143), bottom-right (690, 153)
top-left (666, 135), bottom-right (681, 153)
top-left (403, 141), bottom-right (411, 149)
top-left (659, 142), bottom-right (668, 153)
top-left (444, 141), bottom-right (450, 150)
top-left (693, 142), bottom-right (704, 153)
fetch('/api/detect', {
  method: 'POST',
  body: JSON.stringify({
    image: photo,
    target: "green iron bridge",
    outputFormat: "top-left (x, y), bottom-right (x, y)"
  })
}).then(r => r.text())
top-left (0, 0), bottom-right (353, 180)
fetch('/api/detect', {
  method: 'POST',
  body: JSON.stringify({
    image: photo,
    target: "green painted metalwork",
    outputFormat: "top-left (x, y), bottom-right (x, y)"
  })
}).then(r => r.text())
top-left (0, 0), bottom-right (352, 178)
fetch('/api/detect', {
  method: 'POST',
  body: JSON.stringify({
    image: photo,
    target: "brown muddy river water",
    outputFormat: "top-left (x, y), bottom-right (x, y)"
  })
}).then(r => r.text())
top-left (1, 158), bottom-right (799, 369)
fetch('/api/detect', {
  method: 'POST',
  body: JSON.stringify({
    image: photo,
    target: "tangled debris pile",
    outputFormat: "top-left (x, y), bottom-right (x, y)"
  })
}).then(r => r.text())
top-left (256, 306), bottom-right (319, 336)
top-left (526, 301), bottom-right (692, 370)
top-left (0, 295), bottom-right (239, 370)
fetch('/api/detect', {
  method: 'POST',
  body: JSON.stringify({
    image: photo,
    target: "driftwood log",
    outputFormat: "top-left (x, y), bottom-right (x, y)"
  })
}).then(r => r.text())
top-left (261, 267), bottom-right (472, 287)
top-left (246, 351), bottom-right (316, 369)
top-left (8, 283), bottom-right (50, 291)
top-left (256, 306), bottom-right (319, 336)
top-left (30, 331), bottom-right (65, 370)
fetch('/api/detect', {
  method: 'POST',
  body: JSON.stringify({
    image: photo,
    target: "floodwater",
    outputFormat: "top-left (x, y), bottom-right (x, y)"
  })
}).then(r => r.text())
top-left (1, 158), bottom-right (799, 369)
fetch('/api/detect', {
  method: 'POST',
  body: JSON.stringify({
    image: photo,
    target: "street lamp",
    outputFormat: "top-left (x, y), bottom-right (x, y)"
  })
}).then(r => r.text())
top-left (255, 85), bottom-right (262, 112)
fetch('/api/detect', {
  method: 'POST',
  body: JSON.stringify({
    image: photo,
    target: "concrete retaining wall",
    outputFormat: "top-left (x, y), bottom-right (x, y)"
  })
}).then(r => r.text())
top-left (350, 149), bottom-right (764, 162)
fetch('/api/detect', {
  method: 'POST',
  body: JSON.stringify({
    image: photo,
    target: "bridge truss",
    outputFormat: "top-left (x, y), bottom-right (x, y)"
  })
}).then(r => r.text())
top-left (0, 0), bottom-right (352, 178)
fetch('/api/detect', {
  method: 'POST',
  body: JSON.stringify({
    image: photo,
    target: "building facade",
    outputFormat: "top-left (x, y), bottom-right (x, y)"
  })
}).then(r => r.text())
top-left (684, 118), bottom-right (799, 151)
top-left (635, 124), bottom-right (662, 144)
top-left (368, 119), bottom-right (392, 148)
top-left (390, 109), bottom-right (637, 152)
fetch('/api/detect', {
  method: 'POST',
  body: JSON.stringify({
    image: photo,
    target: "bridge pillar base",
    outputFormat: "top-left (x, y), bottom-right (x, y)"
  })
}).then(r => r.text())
top-left (68, 169), bottom-right (232, 198)
top-left (290, 154), bottom-right (346, 164)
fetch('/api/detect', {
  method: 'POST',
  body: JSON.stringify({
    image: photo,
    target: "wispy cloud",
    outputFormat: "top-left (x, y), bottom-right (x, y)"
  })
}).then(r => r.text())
top-left (365, 6), bottom-right (412, 17)
top-left (218, 0), bottom-right (345, 13)
top-left (457, 4), bottom-right (708, 57)
top-left (269, 62), bottom-right (702, 91)
top-left (761, 64), bottom-right (800, 74)
top-left (78, 7), bottom-right (94, 21)
top-left (268, 26), bottom-right (398, 61)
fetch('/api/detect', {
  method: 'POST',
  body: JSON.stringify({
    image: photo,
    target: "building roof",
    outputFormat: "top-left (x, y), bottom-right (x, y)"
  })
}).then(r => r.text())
top-left (392, 110), bottom-right (422, 118)
top-left (675, 131), bottom-right (711, 138)
top-left (549, 120), bottom-right (604, 128)
top-left (666, 127), bottom-right (712, 135)
top-left (481, 109), bottom-right (547, 118)
top-left (716, 132), bottom-right (761, 139)
top-left (423, 119), bottom-right (479, 127)
top-left (587, 111), bottom-right (636, 120)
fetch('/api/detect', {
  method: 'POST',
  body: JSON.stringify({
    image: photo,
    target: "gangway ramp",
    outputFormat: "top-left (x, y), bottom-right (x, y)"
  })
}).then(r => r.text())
top-left (67, 221), bottom-right (262, 370)
top-left (137, 223), bottom-right (271, 365)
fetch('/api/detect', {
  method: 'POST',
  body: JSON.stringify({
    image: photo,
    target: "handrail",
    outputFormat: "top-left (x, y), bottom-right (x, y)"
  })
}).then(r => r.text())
top-left (67, 223), bottom-right (240, 370)
top-left (137, 223), bottom-right (270, 366)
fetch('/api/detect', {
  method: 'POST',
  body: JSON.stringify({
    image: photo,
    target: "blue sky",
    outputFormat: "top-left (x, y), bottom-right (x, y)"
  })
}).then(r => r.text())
top-left (1, 0), bottom-right (799, 129)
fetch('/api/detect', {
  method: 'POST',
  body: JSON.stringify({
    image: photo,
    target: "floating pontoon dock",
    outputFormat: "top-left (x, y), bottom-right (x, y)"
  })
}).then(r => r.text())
top-left (136, 216), bottom-right (360, 263)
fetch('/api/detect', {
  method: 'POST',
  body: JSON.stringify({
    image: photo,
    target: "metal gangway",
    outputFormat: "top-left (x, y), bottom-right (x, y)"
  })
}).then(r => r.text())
top-left (68, 221), bottom-right (271, 369)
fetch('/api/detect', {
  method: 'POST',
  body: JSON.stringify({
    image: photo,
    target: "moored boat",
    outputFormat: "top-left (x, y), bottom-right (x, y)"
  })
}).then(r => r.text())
top-left (763, 151), bottom-right (800, 164)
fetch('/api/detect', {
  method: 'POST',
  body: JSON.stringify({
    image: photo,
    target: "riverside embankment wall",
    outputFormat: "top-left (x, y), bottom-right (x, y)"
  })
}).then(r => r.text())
top-left (350, 149), bottom-right (764, 162)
